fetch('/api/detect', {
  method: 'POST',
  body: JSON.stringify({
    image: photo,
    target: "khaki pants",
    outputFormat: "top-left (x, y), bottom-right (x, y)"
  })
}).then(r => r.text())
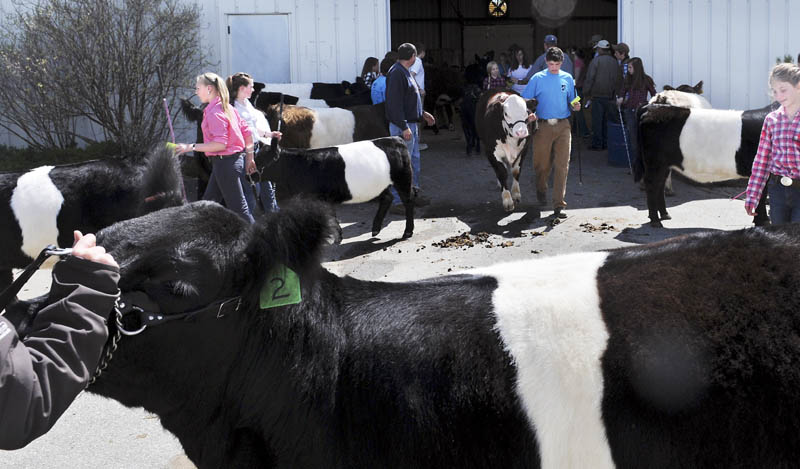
top-left (532, 119), bottom-right (572, 209)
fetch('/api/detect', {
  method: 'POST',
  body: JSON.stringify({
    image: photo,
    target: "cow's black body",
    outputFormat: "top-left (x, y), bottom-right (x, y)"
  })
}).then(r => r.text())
top-left (0, 149), bottom-right (183, 290)
top-left (9, 202), bottom-right (800, 468)
top-left (256, 137), bottom-right (414, 239)
top-left (636, 103), bottom-right (776, 227)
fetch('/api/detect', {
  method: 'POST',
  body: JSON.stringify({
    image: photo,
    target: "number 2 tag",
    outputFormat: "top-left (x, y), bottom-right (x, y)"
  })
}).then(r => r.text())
top-left (260, 265), bottom-right (302, 309)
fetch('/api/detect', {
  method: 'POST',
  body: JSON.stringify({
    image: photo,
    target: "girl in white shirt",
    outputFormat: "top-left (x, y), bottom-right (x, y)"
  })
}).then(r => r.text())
top-left (227, 72), bottom-right (282, 213)
top-left (507, 48), bottom-right (532, 95)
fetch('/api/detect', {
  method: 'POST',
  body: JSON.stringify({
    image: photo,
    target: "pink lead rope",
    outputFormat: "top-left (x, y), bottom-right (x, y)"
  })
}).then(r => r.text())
top-left (163, 98), bottom-right (176, 143)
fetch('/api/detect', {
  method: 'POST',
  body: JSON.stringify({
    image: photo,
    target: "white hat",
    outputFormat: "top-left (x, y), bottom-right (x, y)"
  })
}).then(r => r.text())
top-left (594, 39), bottom-right (611, 49)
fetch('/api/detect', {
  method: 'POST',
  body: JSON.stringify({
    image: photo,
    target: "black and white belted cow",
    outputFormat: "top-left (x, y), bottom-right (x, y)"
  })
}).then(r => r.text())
top-left (636, 102), bottom-right (777, 227)
top-left (475, 88), bottom-right (537, 211)
top-left (9, 201), bottom-right (800, 468)
top-left (254, 136), bottom-right (414, 239)
top-left (0, 148), bottom-right (184, 290)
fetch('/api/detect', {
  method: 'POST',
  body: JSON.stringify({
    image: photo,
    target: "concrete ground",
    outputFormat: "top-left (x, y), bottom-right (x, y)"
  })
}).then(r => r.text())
top-left (0, 121), bottom-right (756, 468)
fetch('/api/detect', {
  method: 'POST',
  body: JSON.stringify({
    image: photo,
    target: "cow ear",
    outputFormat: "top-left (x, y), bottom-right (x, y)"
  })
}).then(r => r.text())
top-left (248, 198), bottom-right (334, 274)
top-left (526, 98), bottom-right (538, 112)
top-left (695, 81), bottom-right (704, 94)
top-left (663, 85), bottom-right (674, 91)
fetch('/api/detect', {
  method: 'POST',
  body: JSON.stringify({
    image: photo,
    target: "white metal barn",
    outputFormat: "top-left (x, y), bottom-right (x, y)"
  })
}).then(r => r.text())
top-left (619, 0), bottom-right (800, 110)
top-left (194, 0), bottom-right (390, 85)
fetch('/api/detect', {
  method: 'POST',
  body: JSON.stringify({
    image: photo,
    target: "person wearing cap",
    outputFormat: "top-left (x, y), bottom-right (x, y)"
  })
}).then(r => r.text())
top-left (385, 42), bottom-right (435, 209)
top-left (522, 47), bottom-right (581, 220)
top-left (521, 34), bottom-right (574, 84)
top-left (583, 39), bottom-right (623, 150)
top-left (588, 34), bottom-right (603, 57)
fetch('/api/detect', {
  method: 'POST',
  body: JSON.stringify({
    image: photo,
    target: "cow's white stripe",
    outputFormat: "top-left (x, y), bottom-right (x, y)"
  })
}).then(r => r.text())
top-left (649, 90), bottom-right (712, 109)
top-left (10, 166), bottom-right (64, 259)
top-left (337, 141), bottom-right (392, 203)
top-left (263, 83), bottom-right (313, 99)
top-left (309, 108), bottom-right (355, 149)
top-left (677, 108), bottom-right (744, 182)
top-left (473, 252), bottom-right (615, 469)
top-left (297, 98), bottom-right (329, 108)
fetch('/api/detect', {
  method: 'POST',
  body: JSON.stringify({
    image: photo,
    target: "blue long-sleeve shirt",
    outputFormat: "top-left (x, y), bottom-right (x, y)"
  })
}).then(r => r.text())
top-left (371, 76), bottom-right (387, 104)
top-left (384, 62), bottom-right (423, 131)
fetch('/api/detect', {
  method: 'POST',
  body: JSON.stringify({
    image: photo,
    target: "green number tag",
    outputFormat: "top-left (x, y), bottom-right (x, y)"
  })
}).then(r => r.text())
top-left (260, 265), bottom-right (302, 309)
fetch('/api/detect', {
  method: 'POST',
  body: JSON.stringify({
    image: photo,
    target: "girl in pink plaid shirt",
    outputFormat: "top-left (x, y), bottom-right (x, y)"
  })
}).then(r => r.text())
top-left (745, 63), bottom-right (800, 224)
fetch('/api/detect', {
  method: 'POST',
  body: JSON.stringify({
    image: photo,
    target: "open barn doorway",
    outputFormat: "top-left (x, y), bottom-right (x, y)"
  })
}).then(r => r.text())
top-left (390, 0), bottom-right (618, 69)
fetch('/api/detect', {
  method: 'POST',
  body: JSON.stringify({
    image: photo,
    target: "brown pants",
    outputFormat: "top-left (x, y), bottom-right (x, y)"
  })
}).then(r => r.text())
top-left (532, 119), bottom-right (572, 209)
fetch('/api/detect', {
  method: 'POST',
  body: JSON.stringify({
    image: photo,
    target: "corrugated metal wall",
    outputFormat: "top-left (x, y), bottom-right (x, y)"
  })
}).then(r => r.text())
top-left (390, 0), bottom-right (617, 67)
top-left (620, 0), bottom-right (800, 110)
top-left (194, 0), bottom-right (390, 83)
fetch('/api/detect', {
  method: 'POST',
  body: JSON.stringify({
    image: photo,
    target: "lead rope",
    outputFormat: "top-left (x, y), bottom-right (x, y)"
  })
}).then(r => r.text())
top-left (87, 296), bottom-right (123, 386)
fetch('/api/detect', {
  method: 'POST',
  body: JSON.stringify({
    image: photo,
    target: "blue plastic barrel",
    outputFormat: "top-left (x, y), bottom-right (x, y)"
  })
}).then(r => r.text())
top-left (607, 121), bottom-right (630, 167)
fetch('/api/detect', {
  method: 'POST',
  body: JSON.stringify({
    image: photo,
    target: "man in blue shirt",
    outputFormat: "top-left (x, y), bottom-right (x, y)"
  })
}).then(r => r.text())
top-left (522, 47), bottom-right (581, 219)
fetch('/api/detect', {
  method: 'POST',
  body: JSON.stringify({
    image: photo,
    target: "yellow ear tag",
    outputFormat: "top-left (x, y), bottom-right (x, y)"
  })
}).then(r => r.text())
top-left (570, 96), bottom-right (581, 106)
top-left (260, 265), bottom-right (302, 309)
top-left (165, 142), bottom-right (178, 152)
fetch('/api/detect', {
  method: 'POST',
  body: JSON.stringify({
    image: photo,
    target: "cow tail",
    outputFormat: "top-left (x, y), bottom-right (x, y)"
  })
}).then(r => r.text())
top-left (141, 147), bottom-right (185, 211)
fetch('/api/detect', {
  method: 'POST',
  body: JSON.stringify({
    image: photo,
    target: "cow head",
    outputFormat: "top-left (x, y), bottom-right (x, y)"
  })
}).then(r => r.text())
top-left (664, 81), bottom-right (704, 95)
top-left (501, 94), bottom-right (534, 139)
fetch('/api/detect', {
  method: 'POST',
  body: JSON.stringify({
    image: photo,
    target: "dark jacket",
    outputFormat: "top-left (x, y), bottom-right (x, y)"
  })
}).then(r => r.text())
top-left (384, 62), bottom-right (423, 131)
top-left (583, 54), bottom-right (623, 99)
top-left (0, 256), bottom-right (119, 450)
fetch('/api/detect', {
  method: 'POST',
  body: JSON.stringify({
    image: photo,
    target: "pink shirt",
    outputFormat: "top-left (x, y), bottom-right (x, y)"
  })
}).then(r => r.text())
top-left (745, 106), bottom-right (800, 212)
top-left (201, 97), bottom-right (251, 156)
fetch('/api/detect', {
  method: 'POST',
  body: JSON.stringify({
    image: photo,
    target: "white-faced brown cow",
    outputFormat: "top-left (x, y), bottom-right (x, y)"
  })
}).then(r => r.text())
top-left (475, 89), bottom-right (537, 211)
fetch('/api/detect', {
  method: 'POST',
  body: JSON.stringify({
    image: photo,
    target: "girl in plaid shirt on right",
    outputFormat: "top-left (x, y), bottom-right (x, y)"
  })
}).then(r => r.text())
top-left (745, 63), bottom-right (800, 224)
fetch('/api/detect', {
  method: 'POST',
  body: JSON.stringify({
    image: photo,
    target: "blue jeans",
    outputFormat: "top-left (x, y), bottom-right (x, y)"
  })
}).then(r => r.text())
top-left (203, 153), bottom-right (254, 223)
top-left (389, 122), bottom-right (420, 204)
top-left (767, 178), bottom-right (800, 224)
top-left (622, 108), bottom-right (639, 157)
top-left (258, 181), bottom-right (279, 213)
top-left (590, 97), bottom-right (613, 148)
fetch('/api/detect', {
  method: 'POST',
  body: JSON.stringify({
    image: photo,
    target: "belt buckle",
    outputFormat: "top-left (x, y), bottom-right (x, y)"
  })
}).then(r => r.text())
top-left (781, 176), bottom-right (793, 187)
top-left (547, 118), bottom-right (559, 126)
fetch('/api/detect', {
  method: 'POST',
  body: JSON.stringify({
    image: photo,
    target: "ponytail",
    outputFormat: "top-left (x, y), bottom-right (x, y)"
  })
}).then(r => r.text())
top-left (197, 72), bottom-right (236, 123)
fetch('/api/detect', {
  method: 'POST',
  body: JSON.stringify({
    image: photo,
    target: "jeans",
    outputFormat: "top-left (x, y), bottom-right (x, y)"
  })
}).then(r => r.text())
top-left (622, 108), bottom-right (639, 157)
top-left (767, 178), bottom-right (800, 224)
top-left (203, 153), bottom-right (255, 223)
top-left (590, 97), bottom-right (613, 148)
top-left (389, 122), bottom-right (420, 204)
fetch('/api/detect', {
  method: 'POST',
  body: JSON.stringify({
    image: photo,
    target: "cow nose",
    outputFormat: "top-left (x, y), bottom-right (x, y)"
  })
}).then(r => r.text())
top-left (516, 128), bottom-right (528, 138)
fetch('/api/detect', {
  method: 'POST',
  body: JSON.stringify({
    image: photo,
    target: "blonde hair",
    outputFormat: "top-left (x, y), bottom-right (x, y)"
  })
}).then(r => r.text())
top-left (197, 72), bottom-right (236, 123)
top-left (770, 62), bottom-right (800, 87)
top-left (486, 61), bottom-right (499, 75)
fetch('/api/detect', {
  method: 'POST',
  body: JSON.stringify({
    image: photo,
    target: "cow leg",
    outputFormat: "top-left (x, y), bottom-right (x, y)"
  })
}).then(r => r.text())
top-left (664, 170), bottom-right (675, 196)
top-left (753, 191), bottom-right (770, 226)
top-left (644, 168), bottom-right (669, 227)
top-left (511, 164), bottom-right (522, 206)
top-left (372, 189), bottom-right (394, 237)
top-left (396, 186), bottom-right (415, 239)
top-left (0, 269), bottom-right (11, 293)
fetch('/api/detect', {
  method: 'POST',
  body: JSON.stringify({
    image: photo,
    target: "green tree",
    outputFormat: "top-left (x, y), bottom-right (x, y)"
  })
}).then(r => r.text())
top-left (0, 0), bottom-right (205, 156)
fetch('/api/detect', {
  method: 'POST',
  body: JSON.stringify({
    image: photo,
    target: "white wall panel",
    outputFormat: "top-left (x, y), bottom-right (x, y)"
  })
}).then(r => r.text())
top-left (621, 0), bottom-right (800, 110)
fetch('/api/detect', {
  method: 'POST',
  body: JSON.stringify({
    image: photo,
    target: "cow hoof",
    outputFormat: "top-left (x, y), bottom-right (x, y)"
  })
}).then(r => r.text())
top-left (402, 231), bottom-right (413, 239)
top-left (660, 214), bottom-right (672, 221)
top-left (649, 220), bottom-right (664, 228)
top-left (372, 230), bottom-right (380, 237)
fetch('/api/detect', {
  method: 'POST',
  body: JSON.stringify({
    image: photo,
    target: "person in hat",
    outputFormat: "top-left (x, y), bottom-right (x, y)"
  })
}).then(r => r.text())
top-left (0, 231), bottom-right (119, 450)
top-left (588, 34), bottom-right (603, 57)
top-left (583, 39), bottom-right (623, 150)
top-left (523, 34), bottom-right (574, 81)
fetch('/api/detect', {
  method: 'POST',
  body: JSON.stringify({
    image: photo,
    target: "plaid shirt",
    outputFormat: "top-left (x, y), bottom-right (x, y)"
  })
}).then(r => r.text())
top-left (745, 107), bottom-right (800, 211)
top-left (483, 75), bottom-right (507, 90)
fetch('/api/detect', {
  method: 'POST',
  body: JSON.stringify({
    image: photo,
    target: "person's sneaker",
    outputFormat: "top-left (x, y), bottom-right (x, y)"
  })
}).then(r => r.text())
top-left (389, 204), bottom-right (405, 215)
top-left (418, 143), bottom-right (429, 151)
top-left (536, 191), bottom-right (547, 206)
top-left (553, 208), bottom-right (567, 219)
